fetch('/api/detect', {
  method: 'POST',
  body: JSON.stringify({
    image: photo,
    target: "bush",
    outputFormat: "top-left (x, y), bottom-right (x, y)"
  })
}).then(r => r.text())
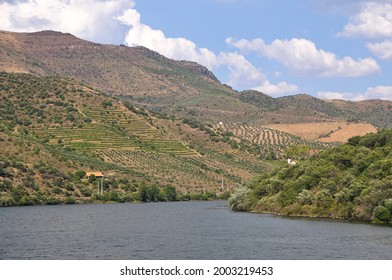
top-left (372, 206), bottom-right (391, 223)
top-left (297, 189), bottom-right (313, 205)
top-left (101, 101), bottom-right (113, 108)
top-left (18, 195), bottom-right (34, 206)
top-left (315, 189), bottom-right (334, 208)
top-left (88, 174), bottom-right (96, 183)
top-left (385, 199), bottom-right (392, 211)
top-left (65, 197), bottom-right (76, 204)
top-left (137, 181), bottom-right (149, 202)
top-left (148, 185), bottom-right (163, 202)
top-left (80, 187), bottom-right (92, 197)
top-left (52, 186), bottom-right (63, 194)
top-left (229, 185), bottom-right (253, 212)
top-left (163, 185), bottom-right (177, 201)
top-left (74, 170), bottom-right (86, 180)
top-left (0, 196), bottom-right (17, 207)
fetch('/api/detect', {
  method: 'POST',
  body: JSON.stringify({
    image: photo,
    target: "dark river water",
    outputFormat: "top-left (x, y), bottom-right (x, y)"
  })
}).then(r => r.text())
top-left (0, 201), bottom-right (391, 259)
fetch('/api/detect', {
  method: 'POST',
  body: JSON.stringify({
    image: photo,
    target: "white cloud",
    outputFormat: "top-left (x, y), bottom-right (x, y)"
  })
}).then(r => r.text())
top-left (338, 2), bottom-right (392, 39)
top-left (314, 0), bottom-right (391, 14)
top-left (227, 37), bottom-right (380, 77)
top-left (318, 86), bottom-right (392, 101)
top-left (364, 86), bottom-right (392, 100)
top-left (0, 0), bottom-right (134, 44)
top-left (117, 7), bottom-right (298, 95)
top-left (254, 81), bottom-right (298, 97)
top-left (367, 40), bottom-right (392, 60)
top-left (117, 8), bottom-right (219, 70)
top-left (217, 52), bottom-right (265, 89)
top-left (317, 91), bottom-right (349, 100)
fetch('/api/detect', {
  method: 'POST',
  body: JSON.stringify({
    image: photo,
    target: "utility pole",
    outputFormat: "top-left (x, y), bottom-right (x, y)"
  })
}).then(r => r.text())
top-left (97, 176), bottom-right (104, 194)
top-left (221, 175), bottom-right (224, 191)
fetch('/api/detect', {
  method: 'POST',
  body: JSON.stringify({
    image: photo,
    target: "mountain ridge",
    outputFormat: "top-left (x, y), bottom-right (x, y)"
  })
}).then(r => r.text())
top-left (1, 29), bottom-right (391, 130)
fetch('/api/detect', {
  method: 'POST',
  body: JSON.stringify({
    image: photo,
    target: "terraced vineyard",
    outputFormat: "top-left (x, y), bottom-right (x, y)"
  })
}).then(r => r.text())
top-left (217, 123), bottom-right (334, 157)
top-left (1, 73), bottom-right (267, 194)
top-left (82, 105), bottom-right (198, 156)
top-left (33, 124), bottom-right (140, 150)
top-left (31, 97), bottom-right (198, 156)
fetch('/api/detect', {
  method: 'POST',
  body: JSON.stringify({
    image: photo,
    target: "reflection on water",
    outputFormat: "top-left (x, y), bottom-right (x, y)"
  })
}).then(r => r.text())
top-left (0, 201), bottom-right (391, 259)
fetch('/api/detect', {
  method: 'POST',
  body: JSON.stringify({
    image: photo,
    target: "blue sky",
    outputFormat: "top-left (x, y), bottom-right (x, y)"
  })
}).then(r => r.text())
top-left (1, 0), bottom-right (392, 100)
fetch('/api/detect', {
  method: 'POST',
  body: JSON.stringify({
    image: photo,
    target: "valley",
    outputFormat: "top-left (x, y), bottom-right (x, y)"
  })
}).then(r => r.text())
top-left (0, 30), bottom-right (391, 209)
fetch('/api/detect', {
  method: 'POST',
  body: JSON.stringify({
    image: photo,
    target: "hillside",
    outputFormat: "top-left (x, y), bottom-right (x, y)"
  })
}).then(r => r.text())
top-left (0, 72), bottom-right (279, 206)
top-left (0, 30), bottom-right (260, 125)
top-left (229, 129), bottom-right (392, 224)
top-left (1, 30), bottom-right (392, 129)
top-left (265, 122), bottom-right (377, 143)
top-left (327, 99), bottom-right (392, 129)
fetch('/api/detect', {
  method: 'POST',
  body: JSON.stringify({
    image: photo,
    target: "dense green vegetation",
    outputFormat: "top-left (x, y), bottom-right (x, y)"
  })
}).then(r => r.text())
top-left (230, 129), bottom-right (392, 224)
top-left (0, 153), bottom-right (193, 206)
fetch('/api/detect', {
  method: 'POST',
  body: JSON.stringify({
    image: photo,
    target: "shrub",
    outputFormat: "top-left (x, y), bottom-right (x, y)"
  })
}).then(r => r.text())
top-left (229, 185), bottom-right (253, 212)
top-left (0, 196), bottom-right (17, 207)
top-left (163, 185), bottom-right (177, 201)
top-left (80, 187), bottom-right (92, 197)
top-left (74, 170), bottom-right (86, 180)
top-left (385, 199), bottom-right (392, 211)
top-left (88, 174), bottom-right (96, 183)
top-left (148, 184), bottom-right (162, 202)
top-left (137, 181), bottom-right (149, 202)
top-left (315, 189), bottom-right (334, 209)
top-left (297, 189), bottom-right (313, 205)
top-left (52, 187), bottom-right (63, 194)
top-left (65, 197), bottom-right (76, 204)
top-left (372, 206), bottom-right (391, 223)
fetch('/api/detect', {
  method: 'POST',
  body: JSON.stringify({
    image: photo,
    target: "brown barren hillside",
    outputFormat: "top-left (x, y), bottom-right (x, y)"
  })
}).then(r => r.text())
top-left (266, 122), bottom-right (377, 143)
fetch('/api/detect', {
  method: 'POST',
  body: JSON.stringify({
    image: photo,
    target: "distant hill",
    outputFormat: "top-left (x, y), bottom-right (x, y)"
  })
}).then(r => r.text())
top-left (1, 30), bottom-right (391, 129)
top-left (326, 99), bottom-right (392, 129)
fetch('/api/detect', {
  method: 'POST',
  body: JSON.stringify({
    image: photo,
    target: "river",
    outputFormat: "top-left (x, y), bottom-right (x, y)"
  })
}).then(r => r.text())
top-left (0, 201), bottom-right (391, 259)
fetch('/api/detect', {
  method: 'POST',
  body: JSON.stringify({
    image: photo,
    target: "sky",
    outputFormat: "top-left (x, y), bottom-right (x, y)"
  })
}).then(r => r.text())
top-left (1, 0), bottom-right (392, 101)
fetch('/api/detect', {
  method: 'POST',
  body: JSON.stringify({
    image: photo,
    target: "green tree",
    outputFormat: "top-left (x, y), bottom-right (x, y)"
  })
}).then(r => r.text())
top-left (147, 184), bottom-right (162, 202)
top-left (229, 185), bottom-right (253, 211)
top-left (285, 145), bottom-right (310, 160)
top-left (297, 189), bottom-right (313, 205)
top-left (137, 181), bottom-right (149, 202)
top-left (315, 189), bottom-right (334, 209)
top-left (88, 174), bottom-right (96, 183)
top-left (372, 206), bottom-right (391, 223)
top-left (384, 199), bottom-right (392, 211)
top-left (163, 185), bottom-right (177, 201)
top-left (74, 170), bottom-right (86, 180)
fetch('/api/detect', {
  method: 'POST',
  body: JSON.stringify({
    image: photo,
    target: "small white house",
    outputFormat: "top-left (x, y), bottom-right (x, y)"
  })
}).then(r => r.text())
top-left (287, 158), bottom-right (297, 165)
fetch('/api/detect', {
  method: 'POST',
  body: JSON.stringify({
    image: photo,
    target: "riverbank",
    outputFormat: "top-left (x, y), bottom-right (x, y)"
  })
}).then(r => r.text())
top-left (230, 199), bottom-right (392, 226)
top-left (229, 130), bottom-right (392, 225)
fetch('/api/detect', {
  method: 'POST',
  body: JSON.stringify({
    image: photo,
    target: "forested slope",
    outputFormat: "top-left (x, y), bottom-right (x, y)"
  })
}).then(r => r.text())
top-left (230, 129), bottom-right (392, 224)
